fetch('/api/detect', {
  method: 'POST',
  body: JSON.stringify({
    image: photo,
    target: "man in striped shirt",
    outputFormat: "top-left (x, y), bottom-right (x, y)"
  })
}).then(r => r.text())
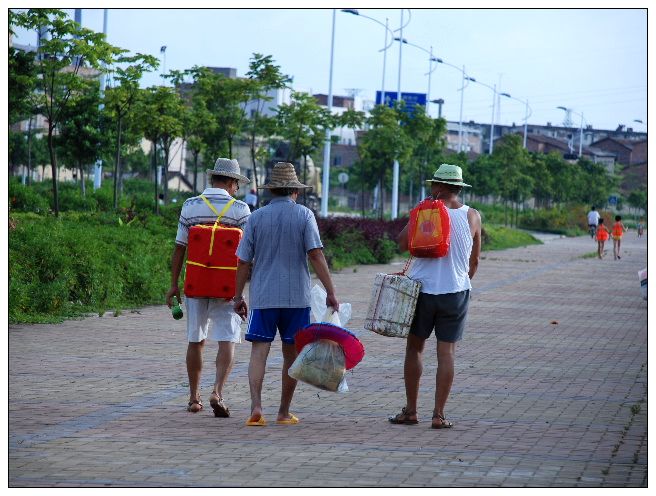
top-left (166, 158), bottom-right (251, 416)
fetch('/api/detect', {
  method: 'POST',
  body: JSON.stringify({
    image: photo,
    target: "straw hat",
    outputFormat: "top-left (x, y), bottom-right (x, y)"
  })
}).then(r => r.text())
top-left (206, 158), bottom-right (250, 184)
top-left (425, 163), bottom-right (471, 187)
top-left (258, 162), bottom-right (312, 190)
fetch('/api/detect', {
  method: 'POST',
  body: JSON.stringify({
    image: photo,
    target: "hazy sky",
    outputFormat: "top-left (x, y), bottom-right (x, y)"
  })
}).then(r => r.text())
top-left (9, 5), bottom-right (648, 132)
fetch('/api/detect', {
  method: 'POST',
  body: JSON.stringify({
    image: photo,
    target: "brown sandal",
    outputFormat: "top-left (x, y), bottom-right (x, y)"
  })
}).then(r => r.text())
top-left (431, 412), bottom-right (453, 429)
top-left (187, 399), bottom-right (203, 413)
top-left (389, 407), bottom-right (418, 425)
top-left (209, 392), bottom-right (230, 418)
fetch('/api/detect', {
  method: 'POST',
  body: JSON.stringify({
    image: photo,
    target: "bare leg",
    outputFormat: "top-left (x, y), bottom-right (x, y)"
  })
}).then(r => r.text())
top-left (616, 238), bottom-right (621, 259)
top-left (248, 341), bottom-right (271, 419)
top-left (598, 240), bottom-right (603, 259)
top-left (278, 342), bottom-right (298, 421)
top-left (213, 341), bottom-right (235, 397)
top-left (403, 334), bottom-right (426, 419)
top-left (186, 341), bottom-right (205, 411)
top-left (433, 340), bottom-right (456, 425)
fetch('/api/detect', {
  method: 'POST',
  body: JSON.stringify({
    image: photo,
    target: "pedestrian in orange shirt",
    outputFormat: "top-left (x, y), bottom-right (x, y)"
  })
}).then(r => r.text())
top-left (596, 217), bottom-right (610, 259)
top-left (611, 215), bottom-right (627, 260)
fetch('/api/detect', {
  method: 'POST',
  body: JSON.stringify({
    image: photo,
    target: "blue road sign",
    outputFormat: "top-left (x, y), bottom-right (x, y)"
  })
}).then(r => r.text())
top-left (608, 195), bottom-right (618, 206)
top-left (376, 91), bottom-right (427, 114)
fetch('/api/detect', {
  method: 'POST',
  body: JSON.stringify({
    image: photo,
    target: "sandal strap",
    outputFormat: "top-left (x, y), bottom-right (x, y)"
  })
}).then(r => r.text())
top-left (401, 407), bottom-right (417, 415)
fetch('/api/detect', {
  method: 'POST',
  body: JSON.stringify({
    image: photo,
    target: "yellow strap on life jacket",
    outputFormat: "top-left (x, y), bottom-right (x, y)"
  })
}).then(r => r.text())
top-left (199, 195), bottom-right (236, 256)
top-left (186, 260), bottom-right (238, 271)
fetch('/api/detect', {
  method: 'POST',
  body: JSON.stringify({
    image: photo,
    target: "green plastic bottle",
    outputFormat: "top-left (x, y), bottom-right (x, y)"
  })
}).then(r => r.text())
top-left (172, 296), bottom-right (184, 320)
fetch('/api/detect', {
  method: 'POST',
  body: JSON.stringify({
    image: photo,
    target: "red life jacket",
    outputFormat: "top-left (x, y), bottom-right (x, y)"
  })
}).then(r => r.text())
top-left (183, 196), bottom-right (242, 299)
top-left (408, 198), bottom-right (451, 258)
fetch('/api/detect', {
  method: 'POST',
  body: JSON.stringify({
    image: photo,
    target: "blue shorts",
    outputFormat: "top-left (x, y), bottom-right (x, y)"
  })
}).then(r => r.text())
top-left (245, 307), bottom-right (311, 344)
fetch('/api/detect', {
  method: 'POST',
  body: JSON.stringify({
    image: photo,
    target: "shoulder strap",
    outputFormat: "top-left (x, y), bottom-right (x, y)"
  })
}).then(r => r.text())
top-left (199, 195), bottom-right (237, 256)
top-left (200, 194), bottom-right (236, 223)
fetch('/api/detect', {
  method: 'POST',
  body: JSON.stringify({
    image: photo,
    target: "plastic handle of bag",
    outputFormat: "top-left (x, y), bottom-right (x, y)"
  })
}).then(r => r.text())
top-left (200, 195), bottom-right (236, 256)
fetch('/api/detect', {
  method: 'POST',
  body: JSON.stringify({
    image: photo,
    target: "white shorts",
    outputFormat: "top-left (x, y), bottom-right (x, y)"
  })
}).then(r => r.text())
top-left (185, 297), bottom-right (242, 343)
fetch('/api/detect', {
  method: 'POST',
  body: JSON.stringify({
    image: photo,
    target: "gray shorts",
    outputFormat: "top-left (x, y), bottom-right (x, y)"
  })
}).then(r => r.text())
top-left (409, 290), bottom-right (470, 342)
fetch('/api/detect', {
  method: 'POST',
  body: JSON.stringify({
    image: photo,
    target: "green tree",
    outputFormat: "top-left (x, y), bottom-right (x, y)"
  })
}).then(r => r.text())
top-left (104, 53), bottom-right (159, 207)
top-left (245, 53), bottom-right (292, 198)
top-left (355, 104), bottom-right (413, 218)
top-left (54, 79), bottom-right (103, 196)
top-left (8, 44), bottom-right (37, 125)
top-left (137, 86), bottom-right (185, 210)
top-left (10, 8), bottom-right (125, 216)
top-left (627, 188), bottom-right (647, 215)
top-left (575, 157), bottom-right (617, 207)
top-left (492, 134), bottom-right (534, 226)
top-left (401, 107), bottom-right (447, 206)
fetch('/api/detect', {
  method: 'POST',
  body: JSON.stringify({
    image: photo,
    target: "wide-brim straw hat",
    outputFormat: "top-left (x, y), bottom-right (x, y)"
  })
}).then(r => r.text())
top-left (258, 162), bottom-right (312, 190)
top-left (206, 158), bottom-right (250, 184)
top-left (426, 163), bottom-right (471, 187)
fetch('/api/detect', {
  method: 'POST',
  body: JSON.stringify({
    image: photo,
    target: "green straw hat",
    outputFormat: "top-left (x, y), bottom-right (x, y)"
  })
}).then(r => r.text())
top-left (426, 163), bottom-right (471, 187)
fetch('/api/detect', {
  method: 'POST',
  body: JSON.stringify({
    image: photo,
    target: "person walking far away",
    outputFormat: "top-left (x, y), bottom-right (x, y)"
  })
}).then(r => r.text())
top-left (637, 218), bottom-right (644, 238)
top-left (390, 164), bottom-right (481, 429)
top-left (233, 162), bottom-right (339, 426)
top-left (245, 188), bottom-right (258, 212)
top-left (596, 217), bottom-right (611, 259)
top-left (587, 206), bottom-right (600, 239)
top-left (611, 215), bottom-right (627, 260)
top-left (165, 158), bottom-right (251, 415)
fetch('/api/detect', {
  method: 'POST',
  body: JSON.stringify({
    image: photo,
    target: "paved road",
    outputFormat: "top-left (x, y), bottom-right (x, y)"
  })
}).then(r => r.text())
top-left (9, 232), bottom-right (647, 487)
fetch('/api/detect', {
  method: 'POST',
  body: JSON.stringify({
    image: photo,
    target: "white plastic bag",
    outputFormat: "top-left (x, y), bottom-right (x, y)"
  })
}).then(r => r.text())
top-left (310, 284), bottom-right (351, 326)
top-left (289, 339), bottom-right (349, 392)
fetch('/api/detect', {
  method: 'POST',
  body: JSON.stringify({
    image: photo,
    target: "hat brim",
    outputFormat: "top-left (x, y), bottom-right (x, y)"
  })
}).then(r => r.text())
top-left (295, 323), bottom-right (365, 370)
top-left (206, 169), bottom-right (251, 184)
top-left (258, 182), bottom-right (312, 190)
top-left (426, 178), bottom-right (471, 188)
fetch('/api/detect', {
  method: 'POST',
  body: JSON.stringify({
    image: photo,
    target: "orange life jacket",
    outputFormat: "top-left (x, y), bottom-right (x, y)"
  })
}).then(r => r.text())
top-left (183, 196), bottom-right (242, 299)
top-left (408, 198), bottom-right (451, 258)
top-left (596, 225), bottom-right (609, 241)
top-left (612, 222), bottom-right (624, 237)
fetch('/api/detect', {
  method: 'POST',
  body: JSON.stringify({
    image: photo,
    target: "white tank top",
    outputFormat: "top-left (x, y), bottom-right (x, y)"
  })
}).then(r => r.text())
top-left (408, 204), bottom-right (473, 295)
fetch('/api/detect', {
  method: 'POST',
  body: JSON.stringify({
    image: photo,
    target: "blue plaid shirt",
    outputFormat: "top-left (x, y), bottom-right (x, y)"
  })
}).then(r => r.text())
top-left (236, 197), bottom-right (323, 309)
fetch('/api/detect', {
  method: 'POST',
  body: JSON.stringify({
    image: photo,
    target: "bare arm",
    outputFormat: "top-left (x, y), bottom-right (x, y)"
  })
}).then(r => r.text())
top-left (232, 259), bottom-right (251, 321)
top-left (165, 243), bottom-right (186, 307)
top-left (397, 222), bottom-right (410, 252)
top-left (308, 248), bottom-right (339, 311)
top-left (468, 208), bottom-right (482, 280)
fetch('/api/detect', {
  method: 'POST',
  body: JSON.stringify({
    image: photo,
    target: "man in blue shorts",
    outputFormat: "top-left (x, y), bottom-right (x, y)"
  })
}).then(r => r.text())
top-left (390, 164), bottom-right (482, 429)
top-left (233, 162), bottom-right (339, 426)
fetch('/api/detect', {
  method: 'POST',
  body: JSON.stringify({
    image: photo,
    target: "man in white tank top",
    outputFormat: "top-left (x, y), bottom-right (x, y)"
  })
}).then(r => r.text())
top-left (390, 164), bottom-right (481, 429)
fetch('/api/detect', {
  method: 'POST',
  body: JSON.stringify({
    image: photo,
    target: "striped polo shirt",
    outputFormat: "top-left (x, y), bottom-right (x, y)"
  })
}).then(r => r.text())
top-left (236, 196), bottom-right (323, 309)
top-left (175, 188), bottom-right (251, 246)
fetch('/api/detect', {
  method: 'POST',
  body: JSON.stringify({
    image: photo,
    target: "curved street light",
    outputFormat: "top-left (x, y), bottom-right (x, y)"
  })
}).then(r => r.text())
top-left (341, 9), bottom-right (395, 103)
top-left (464, 76), bottom-right (498, 153)
top-left (557, 106), bottom-right (585, 157)
top-left (500, 92), bottom-right (531, 148)
top-left (428, 58), bottom-right (470, 151)
top-left (393, 38), bottom-right (442, 116)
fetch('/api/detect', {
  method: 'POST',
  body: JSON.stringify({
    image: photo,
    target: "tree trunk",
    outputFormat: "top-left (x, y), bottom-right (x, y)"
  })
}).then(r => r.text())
top-left (113, 117), bottom-right (123, 209)
top-left (163, 146), bottom-right (170, 204)
top-left (152, 141), bottom-right (159, 215)
top-left (249, 134), bottom-right (260, 206)
top-left (79, 160), bottom-right (86, 198)
top-left (47, 126), bottom-right (59, 217)
top-left (193, 151), bottom-right (198, 194)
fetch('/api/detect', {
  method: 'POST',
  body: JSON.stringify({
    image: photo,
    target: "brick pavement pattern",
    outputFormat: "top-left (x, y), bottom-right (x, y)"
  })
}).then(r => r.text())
top-left (9, 232), bottom-right (647, 487)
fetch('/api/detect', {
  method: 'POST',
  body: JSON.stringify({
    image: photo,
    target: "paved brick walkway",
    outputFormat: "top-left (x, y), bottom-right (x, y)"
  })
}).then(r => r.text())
top-left (9, 232), bottom-right (647, 487)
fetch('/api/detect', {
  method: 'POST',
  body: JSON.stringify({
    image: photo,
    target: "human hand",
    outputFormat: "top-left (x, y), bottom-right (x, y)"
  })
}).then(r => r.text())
top-left (165, 286), bottom-right (181, 308)
top-left (233, 297), bottom-right (248, 321)
top-left (326, 293), bottom-right (339, 313)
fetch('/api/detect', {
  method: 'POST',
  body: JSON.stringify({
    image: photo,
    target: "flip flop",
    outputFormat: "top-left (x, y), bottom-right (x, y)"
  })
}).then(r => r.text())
top-left (276, 414), bottom-right (300, 425)
top-left (245, 414), bottom-right (267, 426)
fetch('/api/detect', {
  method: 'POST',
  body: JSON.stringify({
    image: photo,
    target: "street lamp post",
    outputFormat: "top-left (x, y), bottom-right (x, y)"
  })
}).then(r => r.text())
top-left (557, 106), bottom-right (585, 157)
top-left (93, 8), bottom-right (108, 190)
top-left (500, 93), bottom-right (532, 148)
top-left (427, 58), bottom-right (469, 152)
top-left (340, 9), bottom-right (394, 103)
top-left (465, 76), bottom-right (498, 153)
top-left (320, 9), bottom-right (336, 218)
